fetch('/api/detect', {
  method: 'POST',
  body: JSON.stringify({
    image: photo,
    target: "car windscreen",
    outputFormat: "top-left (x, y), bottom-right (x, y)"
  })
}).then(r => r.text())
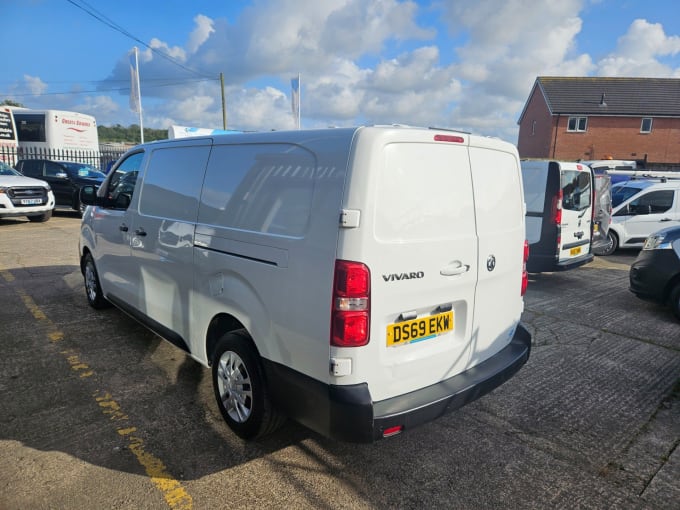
top-left (61, 162), bottom-right (106, 179)
top-left (611, 183), bottom-right (651, 207)
top-left (0, 162), bottom-right (21, 176)
top-left (561, 170), bottom-right (591, 211)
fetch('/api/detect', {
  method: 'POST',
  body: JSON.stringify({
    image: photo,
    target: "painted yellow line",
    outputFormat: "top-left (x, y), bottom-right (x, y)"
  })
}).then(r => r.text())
top-left (10, 282), bottom-right (193, 510)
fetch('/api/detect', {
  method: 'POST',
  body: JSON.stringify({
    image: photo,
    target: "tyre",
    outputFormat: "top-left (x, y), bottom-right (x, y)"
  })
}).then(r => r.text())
top-left (27, 210), bottom-right (52, 222)
top-left (594, 231), bottom-right (618, 256)
top-left (212, 330), bottom-right (284, 440)
top-left (670, 284), bottom-right (680, 321)
top-left (83, 253), bottom-right (110, 309)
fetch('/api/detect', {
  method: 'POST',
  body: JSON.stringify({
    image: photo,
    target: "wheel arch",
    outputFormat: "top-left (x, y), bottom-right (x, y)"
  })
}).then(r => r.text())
top-left (206, 314), bottom-right (253, 365)
top-left (662, 272), bottom-right (680, 304)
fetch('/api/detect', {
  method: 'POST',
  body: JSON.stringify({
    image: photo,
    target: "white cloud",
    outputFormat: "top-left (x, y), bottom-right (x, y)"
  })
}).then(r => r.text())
top-left (83, 0), bottom-right (680, 141)
top-left (187, 14), bottom-right (215, 54)
top-left (23, 75), bottom-right (48, 96)
top-left (597, 19), bottom-right (680, 76)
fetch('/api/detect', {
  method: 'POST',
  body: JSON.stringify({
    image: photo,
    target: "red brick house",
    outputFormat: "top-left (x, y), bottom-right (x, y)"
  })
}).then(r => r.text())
top-left (517, 77), bottom-right (680, 164)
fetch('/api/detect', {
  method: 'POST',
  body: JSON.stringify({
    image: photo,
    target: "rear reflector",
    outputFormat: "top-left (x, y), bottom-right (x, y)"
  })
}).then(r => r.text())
top-left (382, 425), bottom-right (403, 437)
top-left (434, 134), bottom-right (464, 143)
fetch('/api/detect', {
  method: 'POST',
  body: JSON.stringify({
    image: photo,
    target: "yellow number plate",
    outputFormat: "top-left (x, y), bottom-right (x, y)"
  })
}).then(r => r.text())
top-left (570, 246), bottom-right (582, 256)
top-left (386, 310), bottom-right (454, 347)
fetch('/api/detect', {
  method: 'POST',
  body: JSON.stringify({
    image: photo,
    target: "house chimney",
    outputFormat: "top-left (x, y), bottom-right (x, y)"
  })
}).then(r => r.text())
top-left (599, 93), bottom-right (607, 107)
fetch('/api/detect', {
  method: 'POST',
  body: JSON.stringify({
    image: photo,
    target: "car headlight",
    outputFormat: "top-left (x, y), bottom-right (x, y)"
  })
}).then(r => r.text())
top-left (643, 234), bottom-right (673, 250)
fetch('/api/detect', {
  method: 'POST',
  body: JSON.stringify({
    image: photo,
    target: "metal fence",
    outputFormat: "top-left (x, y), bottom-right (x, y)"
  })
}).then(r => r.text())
top-left (0, 145), bottom-right (129, 171)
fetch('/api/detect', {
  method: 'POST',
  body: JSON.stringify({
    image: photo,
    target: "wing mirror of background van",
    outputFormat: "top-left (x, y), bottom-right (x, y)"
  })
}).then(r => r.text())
top-left (55, 172), bottom-right (68, 179)
top-left (80, 185), bottom-right (97, 206)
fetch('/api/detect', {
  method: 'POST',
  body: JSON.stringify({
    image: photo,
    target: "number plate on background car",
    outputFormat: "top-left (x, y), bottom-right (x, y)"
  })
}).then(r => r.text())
top-left (386, 310), bottom-right (454, 347)
top-left (570, 246), bottom-right (582, 256)
top-left (21, 199), bottom-right (43, 205)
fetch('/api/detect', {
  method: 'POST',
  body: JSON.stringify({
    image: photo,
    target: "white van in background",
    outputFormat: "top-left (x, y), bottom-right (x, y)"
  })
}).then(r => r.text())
top-left (521, 160), bottom-right (594, 272)
top-left (79, 126), bottom-right (531, 442)
top-left (597, 178), bottom-right (680, 255)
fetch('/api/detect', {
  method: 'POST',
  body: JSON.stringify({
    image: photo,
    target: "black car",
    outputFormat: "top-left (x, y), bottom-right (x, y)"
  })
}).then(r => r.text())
top-left (629, 225), bottom-right (680, 320)
top-left (15, 159), bottom-right (106, 214)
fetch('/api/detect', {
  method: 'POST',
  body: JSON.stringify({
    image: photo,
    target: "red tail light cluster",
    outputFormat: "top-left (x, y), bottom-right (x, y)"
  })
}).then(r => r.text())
top-left (552, 189), bottom-right (563, 225)
top-left (521, 240), bottom-right (529, 296)
top-left (331, 260), bottom-right (370, 347)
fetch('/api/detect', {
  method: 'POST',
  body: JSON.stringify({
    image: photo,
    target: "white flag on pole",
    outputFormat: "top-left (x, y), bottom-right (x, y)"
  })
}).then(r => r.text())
top-left (129, 48), bottom-right (141, 114)
top-left (291, 75), bottom-right (300, 129)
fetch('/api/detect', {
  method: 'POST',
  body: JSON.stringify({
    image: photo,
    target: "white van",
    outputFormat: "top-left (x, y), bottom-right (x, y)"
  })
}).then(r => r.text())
top-left (597, 178), bottom-right (680, 255)
top-left (79, 126), bottom-right (531, 442)
top-left (521, 161), bottom-right (594, 272)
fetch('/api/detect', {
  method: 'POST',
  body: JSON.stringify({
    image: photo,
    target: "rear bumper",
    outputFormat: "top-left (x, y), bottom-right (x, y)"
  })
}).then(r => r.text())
top-left (527, 251), bottom-right (593, 273)
top-left (264, 323), bottom-right (532, 443)
top-left (555, 252), bottom-right (593, 271)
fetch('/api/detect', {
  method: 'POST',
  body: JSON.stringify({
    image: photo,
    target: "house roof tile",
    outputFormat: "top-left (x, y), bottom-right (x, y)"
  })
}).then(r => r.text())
top-left (537, 76), bottom-right (680, 117)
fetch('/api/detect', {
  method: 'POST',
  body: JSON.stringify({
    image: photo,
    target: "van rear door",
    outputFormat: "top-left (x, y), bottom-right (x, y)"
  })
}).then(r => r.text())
top-left (339, 129), bottom-right (478, 402)
top-left (558, 162), bottom-right (593, 263)
top-left (468, 141), bottom-right (525, 360)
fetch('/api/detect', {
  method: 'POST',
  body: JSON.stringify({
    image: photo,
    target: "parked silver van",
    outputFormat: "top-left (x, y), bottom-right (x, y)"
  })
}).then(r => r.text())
top-left (79, 126), bottom-right (531, 442)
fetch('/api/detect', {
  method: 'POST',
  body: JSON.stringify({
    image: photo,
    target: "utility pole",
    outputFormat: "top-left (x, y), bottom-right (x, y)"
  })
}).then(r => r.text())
top-left (220, 72), bottom-right (227, 129)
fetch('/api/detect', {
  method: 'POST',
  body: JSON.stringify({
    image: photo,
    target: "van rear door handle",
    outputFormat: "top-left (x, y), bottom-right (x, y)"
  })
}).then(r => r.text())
top-left (660, 218), bottom-right (672, 222)
top-left (440, 261), bottom-right (470, 276)
top-left (119, 223), bottom-right (128, 232)
top-left (134, 228), bottom-right (147, 237)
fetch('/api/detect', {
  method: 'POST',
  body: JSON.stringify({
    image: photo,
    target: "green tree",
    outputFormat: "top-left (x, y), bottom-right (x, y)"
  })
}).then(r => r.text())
top-left (0, 99), bottom-right (24, 107)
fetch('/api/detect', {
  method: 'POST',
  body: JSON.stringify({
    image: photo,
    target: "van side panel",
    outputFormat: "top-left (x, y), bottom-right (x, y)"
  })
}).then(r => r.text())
top-left (522, 161), bottom-right (560, 272)
top-left (129, 144), bottom-right (212, 349)
top-left (191, 133), bottom-right (354, 382)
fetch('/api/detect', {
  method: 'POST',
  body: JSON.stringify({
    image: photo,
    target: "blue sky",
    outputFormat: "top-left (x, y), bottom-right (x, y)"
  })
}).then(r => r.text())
top-left (2, 0), bottom-right (679, 143)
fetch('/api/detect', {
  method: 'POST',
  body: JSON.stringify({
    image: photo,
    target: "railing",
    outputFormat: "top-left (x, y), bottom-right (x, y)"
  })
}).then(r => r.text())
top-left (0, 145), bottom-right (129, 171)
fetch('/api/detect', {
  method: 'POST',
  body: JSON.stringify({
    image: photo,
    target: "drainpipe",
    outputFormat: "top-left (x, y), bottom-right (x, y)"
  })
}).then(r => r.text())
top-left (552, 114), bottom-right (560, 158)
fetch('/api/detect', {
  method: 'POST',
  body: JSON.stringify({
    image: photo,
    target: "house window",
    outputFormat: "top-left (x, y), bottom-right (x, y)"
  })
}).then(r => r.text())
top-left (640, 118), bottom-right (653, 133)
top-left (531, 120), bottom-right (536, 136)
top-left (567, 117), bottom-right (587, 132)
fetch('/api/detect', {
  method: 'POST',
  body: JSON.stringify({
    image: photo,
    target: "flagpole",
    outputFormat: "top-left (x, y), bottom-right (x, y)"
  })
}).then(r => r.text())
top-left (297, 73), bottom-right (301, 129)
top-left (133, 47), bottom-right (144, 143)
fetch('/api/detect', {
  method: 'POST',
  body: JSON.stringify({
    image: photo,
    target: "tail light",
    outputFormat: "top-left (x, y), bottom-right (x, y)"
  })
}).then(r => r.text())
top-left (521, 240), bottom-right (529, 296)
top-left (552, 189), bottom-right (563, 225)
top-left (331, 260), bottom-right (370, 347)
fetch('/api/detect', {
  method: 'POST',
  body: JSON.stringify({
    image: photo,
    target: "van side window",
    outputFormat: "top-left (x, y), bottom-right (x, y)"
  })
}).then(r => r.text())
top-left (199, 144), bottom-right (315, 237)
top-left (621, 190), bottom-right (674, 216)
top-left (561, 170), bottom-right (591, 211)
top-left (138, 146), bottom-right (211, 222)
top-left (105, 152), bottom-right (144, 210)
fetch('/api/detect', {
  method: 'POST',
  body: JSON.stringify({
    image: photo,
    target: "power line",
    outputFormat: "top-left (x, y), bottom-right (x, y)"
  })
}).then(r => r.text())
top-left (64, 0), bottom-right (215, 80)
top-left (2, 78), bottom-right (218, 98)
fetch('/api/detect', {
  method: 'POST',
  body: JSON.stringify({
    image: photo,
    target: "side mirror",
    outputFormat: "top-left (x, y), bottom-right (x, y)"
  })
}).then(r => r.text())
top-left (80, 185), bottom-right (98, 206)
top-left (55, 172), bottom-right (69, 179)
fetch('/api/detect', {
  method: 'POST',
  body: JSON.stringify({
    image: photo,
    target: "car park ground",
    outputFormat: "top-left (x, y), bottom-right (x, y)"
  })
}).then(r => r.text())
top-left (1, 213), bottom-right (678, 510)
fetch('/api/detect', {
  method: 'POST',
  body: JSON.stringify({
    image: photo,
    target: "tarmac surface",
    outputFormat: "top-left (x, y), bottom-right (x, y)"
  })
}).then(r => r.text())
top-left (1, 212), bottom-right (678, 509)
